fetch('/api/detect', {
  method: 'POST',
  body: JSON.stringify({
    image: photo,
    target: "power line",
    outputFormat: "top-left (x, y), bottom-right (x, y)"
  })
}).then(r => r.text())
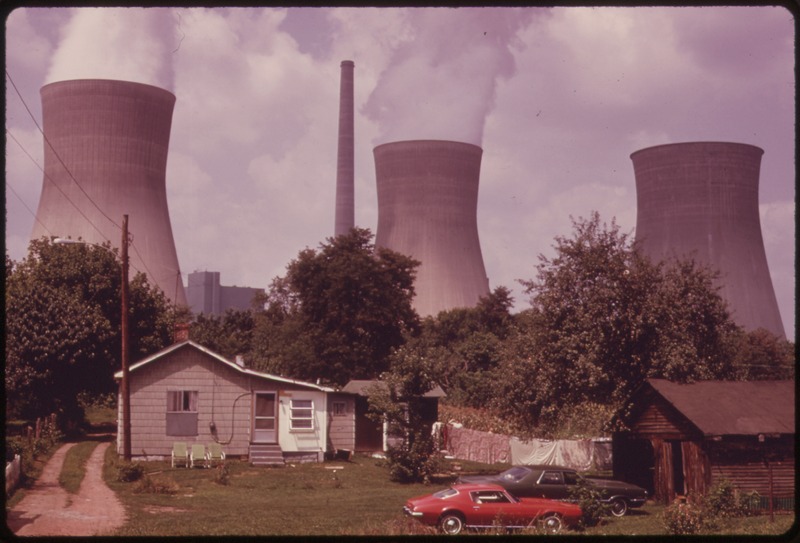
top-left (5, 69), bottom-right (122, 232)
top-left (5, 179), bottom-right (53, 238)
top-left (6, 128), bottom-right (110, 242)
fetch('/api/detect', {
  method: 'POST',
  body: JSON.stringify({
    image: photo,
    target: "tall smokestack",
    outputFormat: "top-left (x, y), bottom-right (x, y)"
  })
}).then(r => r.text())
top-left (631, 141), bottom-right (784, 338)
top-left (334, 60), bottom-right (355, 237)
top-left (31, 79), bottom-right (187, 306)
top-left (374, 140), bottom-right (490, 317)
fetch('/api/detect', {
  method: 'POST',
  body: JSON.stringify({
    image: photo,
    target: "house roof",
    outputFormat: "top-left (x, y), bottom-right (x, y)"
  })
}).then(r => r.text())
top-left (342, 379), bottom-right (447, 398)
top-left (644, 378), bottom-right (795, 437)
top-left (114, 340), bottom-right (336, 392)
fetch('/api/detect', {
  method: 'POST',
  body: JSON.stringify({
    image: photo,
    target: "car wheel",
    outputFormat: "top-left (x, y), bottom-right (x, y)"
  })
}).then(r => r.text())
top-left (610, 498), bottom-right (628, 517)
top-left (539, 513), bottom-right (563, 534)
top-left (439, 513), bottom-right (465, 535)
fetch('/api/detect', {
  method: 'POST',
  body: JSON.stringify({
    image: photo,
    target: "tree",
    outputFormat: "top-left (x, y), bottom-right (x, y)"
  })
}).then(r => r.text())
top-left (729, 327), bottom-right (795, 380)
top-left (189, 309), bottom-right (256, 360)
top-left (366, 344), bottom-right (440, 483)
top-left (254, 228), bottom-right (420, 386)
top-left (5, 238), bottom-right (178, 425)
top-left (496, 212), bottom-right (740, 435)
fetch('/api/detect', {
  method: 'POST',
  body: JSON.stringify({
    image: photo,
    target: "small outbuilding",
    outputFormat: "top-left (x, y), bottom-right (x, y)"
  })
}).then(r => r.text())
top-left (612, 379), bottom-right (794, 507)
top-left (341, 379), bottom-right (446, 453)
top-left (114, 340), bottom-right (355, 464)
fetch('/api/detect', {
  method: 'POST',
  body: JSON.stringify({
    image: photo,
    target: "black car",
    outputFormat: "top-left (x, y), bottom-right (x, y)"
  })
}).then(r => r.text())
top-left (456, 465), bottom-right (647, 517)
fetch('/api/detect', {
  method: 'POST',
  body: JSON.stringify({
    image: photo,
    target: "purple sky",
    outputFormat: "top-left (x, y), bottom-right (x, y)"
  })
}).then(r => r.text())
top-left (5, 7), bottom-right (795, 335)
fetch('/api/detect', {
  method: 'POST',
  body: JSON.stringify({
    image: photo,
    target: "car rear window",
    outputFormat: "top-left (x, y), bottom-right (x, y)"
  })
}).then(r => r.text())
top-left (434, 488), bottom-right (458, 499)
top-left (501, 466), bottom-right (530, 482)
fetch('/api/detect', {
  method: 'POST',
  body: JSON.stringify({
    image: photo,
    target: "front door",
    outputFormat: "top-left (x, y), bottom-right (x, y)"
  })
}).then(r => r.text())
top-left (253, 392), bottom-right (277, 443)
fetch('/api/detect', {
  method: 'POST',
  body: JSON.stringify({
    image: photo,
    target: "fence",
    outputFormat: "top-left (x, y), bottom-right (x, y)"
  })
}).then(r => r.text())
top-left (6, 455), bottom-right (21, 495)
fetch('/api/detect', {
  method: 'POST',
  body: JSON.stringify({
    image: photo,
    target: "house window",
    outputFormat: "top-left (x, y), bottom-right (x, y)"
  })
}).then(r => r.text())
top-left (332, 401), bottom-right (347, 417)
top-left (168, 390), bottom-right (198, 412)
top-left (166, 390), bottom-right (198, 436)
top-left (290, 399), bottom-right (314, 430)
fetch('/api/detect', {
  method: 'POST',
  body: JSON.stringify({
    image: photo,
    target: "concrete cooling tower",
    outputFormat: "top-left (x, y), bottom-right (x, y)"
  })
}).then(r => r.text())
top-left (374, 140), bottom-right (490, 317)
top-left (630, 141), bottom-right (784, 338)
top-left (30, 79), bottom-right (187, 306)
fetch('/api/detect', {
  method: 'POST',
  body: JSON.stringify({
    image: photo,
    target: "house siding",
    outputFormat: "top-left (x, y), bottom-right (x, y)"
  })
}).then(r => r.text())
top-left (119, 342), bottom-right (345, 461)
top-left (125, 347), bottom-right (255, 457)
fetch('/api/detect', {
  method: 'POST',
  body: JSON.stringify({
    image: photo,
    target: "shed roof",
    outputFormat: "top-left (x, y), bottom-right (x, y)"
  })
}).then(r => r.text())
top-left (644, 379), bottom-right (794, 437)
top-left (114, 340), bottom-right (336, 392)
top-left (342, 379), bottom-right (447, 398)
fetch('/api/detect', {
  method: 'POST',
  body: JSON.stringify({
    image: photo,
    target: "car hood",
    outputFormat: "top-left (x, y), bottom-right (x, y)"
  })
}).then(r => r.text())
top-left (455, 474), bottom-right (500, 485)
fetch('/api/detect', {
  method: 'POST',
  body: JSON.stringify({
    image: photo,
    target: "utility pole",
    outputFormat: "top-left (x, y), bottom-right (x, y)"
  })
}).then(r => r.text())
top-left (121, 214), bottom-right (132, 462)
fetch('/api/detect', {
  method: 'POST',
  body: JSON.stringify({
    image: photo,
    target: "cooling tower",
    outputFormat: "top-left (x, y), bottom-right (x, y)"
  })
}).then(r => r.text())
top-left (31, 79), bottom-right (187, 306)
top-left (631, 141), bottom-right (784, 338)
top-left (374, 140), bottom-right (490, 317)
top-left (334, 60), bottom-right (355, 237)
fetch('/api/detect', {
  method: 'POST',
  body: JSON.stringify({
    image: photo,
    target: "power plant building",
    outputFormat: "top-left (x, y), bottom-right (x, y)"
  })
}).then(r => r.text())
top-left (373, 140), bottom-right (490, 317)
top-left (31, 79), bottom-right (187, 306)
top-left (186, 271), bottom-right (264, 316)
top-left (630, 141), bottom-right (785, 338)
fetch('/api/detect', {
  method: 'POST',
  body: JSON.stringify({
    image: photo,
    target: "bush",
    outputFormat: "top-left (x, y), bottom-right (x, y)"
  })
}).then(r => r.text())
top-left (213, 463), bottom-right (231, 486)
top-left (663, 500), bottom-right (706, 535)
top-left (116, 462), bottom-right (145, 482)
top-left (568, 477), bottom-right (609, 529)
top-left (703, 478), bottom-right (748, 518)
top-left (386, 435), bottom-right (436, 484)
top-left (133, 474), bottom-right (179, 494)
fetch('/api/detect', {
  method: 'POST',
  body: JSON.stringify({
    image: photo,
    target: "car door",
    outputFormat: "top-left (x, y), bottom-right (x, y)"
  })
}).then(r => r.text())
top-left (468, 490), bottom-right (520, 526)
top-left (535, 470), bottom-right (570, 500)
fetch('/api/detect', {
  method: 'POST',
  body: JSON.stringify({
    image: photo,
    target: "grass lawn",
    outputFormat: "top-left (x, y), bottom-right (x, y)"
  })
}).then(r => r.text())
top-left (101, 448), bottom-right (797, 537)
top-left (59, 441), bottom-right (100, 494)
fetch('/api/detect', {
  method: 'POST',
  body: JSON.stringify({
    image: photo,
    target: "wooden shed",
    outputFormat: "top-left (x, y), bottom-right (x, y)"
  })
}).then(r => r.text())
top-left (341, 380), bottom-right (446, 453)
top-left (613, 379), bottom-right (794, 506)
top-left (114, 340), bottom-right (355, 464)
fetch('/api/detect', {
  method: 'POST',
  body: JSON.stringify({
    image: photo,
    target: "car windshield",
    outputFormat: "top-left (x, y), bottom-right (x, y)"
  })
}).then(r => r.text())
top-left (499, 466), bottom-right (530, 482)
top-left (434, 488), bottom-right (458, 499)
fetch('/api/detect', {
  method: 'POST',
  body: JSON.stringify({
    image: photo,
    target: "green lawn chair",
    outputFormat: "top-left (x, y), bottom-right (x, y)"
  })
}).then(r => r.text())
top-left (206, 442), bottom-right (226, 467)
top-left (171, 442), bottom-right (189, 468)
top-left (190, 444), bottom-right (206, 468)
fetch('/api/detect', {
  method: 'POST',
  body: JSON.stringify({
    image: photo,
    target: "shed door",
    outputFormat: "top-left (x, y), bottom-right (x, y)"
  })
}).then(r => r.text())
top-left (253, 392), bottom-right (277, 443)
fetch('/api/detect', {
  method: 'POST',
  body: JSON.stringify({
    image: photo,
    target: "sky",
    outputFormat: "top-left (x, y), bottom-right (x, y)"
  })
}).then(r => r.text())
top-left (5, 6), bottom-right (795, 337)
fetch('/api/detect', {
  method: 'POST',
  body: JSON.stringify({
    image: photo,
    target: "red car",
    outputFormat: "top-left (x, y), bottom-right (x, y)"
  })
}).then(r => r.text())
top-left (403, 483), bottom-right (582, 535)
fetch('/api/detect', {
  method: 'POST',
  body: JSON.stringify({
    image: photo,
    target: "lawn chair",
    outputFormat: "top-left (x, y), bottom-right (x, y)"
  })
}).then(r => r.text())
top-left (190, 444), bottom-right (206, 468)
top-left (171, 442), bottom-right (189, 468)
top-left (206, 442), bottom-right (226, 467)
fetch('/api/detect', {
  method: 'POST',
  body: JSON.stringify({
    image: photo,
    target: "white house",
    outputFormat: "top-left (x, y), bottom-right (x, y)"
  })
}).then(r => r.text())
top-left (114, 340), bottom-right (355, 464)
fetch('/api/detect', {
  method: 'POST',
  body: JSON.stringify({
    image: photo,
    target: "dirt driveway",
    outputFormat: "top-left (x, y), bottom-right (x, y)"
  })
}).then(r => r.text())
top-left (6, 441), bottom-right (127, 536)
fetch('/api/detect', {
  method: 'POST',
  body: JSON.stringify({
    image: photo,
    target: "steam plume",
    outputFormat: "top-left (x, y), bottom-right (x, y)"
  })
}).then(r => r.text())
top-left (46, 7), bottom-right (176, 90)
top-left (365, 8), bottom-right (534, 146)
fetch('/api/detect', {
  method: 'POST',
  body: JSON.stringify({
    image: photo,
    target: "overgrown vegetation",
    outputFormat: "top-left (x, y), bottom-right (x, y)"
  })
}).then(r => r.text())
top-left (568, 477), bottom-right (610, 529)
top-left (661, 479), bottom-right (769, 535)
top-left (5, 415), bottom-right (64, 491)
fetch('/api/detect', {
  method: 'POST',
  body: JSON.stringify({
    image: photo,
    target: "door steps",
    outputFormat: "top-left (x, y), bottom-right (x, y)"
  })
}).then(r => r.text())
top-left (249, 443), bottom-right (284, 466)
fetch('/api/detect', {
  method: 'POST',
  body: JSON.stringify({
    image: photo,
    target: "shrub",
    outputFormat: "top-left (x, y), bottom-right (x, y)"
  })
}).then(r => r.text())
top-left (568, 477), bottom-right (609, 529)
top-left (133, 474), bottom-right (179, 494)
top-left (116, 462), bottom-right (145, 482)
top-left (663, 500), bottom-right (706, 535)
top-left (703, 478), bottom-right (747, 518)
top-left (386, 435), bottom-right (437, 484)
top-left (213, 463), bottom-right (231, 486)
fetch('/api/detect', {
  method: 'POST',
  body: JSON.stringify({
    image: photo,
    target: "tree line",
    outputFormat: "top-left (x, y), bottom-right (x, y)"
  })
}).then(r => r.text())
top-left (5, 215), bottom-right (793, 435)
